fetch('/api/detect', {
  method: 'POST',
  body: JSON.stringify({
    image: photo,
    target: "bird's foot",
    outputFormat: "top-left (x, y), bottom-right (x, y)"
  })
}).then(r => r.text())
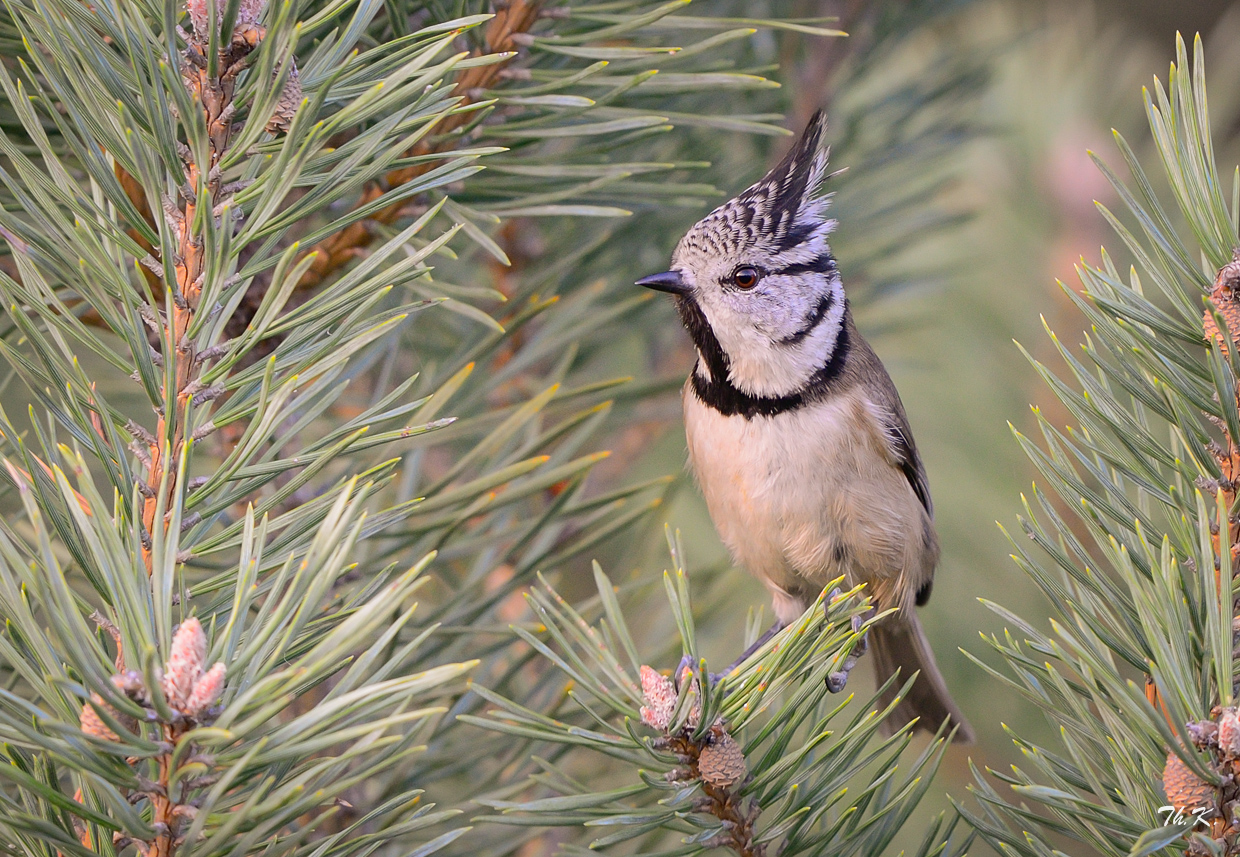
top-left (851, 612), bottom-right (869, 656)
top-left (826, 611), bottom-right (873, 693)
top-left (826, 656), bottom-right (858, 693)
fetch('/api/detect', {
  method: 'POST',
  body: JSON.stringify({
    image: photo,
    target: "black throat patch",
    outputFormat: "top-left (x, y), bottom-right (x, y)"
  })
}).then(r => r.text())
top-left (675, 296), bottom-right (850, 419)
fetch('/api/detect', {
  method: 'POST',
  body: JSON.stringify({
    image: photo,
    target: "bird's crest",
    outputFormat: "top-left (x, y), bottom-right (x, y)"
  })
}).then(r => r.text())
top-left (742, 109), bottom-right (832, 241)
top-left (681, 111), bottom-right (834, 257)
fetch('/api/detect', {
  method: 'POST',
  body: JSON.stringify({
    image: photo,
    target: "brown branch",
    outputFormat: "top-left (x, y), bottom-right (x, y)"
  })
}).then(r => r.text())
top-left (641, 667), bottom-right (758, 856)
top-left (131, 18), bottom-right (265, 857)
top-left (662, 730), bottom-right (762, 857)
top-left (1155, 251), bottom-right (1240, 857)
top-left (1202, 250), bottom-right (1240, 683)
top-left (223, 0), bottom-right (545, 346)
top-left (1149, 251), bottom-right (1240, 730)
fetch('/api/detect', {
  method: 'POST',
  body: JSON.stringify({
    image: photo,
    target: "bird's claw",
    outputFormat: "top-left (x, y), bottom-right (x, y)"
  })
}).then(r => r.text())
top-left (827, 615), bottom-right (872, 693)
top-left (851, 613), bottom-right (869, 657)
top-left (826, 642), bottom-right (862, 693)
top-left (826, 667), bottom-right (852, 693)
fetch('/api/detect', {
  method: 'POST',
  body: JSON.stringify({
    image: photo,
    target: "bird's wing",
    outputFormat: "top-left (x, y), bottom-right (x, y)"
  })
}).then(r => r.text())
top-left (864, 365), bottom-right (937, 605)
top-left (842, 324), bottom-right (933, 518)
top-left (838, 319), bottom-right (938, 605)
top-left (885, 414), bottom-right (932, 518)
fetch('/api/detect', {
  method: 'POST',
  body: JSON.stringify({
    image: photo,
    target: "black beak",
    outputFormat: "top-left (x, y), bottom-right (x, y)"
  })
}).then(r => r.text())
top-left (636, 270), bottom-right (690, 295)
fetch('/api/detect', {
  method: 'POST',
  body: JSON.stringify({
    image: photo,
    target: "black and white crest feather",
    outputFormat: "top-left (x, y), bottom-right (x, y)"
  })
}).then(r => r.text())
top-left (682, 111), bottom-right (833, 260)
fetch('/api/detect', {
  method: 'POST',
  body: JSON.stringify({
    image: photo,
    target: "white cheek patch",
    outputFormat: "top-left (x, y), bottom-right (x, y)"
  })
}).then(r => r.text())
top-left (756, 276), bottom-right (817, 333)
top-left (697, 273), bottom-right (846, 399)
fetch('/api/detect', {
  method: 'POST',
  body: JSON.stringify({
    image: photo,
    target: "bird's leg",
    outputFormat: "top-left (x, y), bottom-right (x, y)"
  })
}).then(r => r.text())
top-left (827, 610), bottom-right (872, 693)
top-left (722, 621), bottom-right (783, 677)
top-left (674, 621), bottom-right (784, 689)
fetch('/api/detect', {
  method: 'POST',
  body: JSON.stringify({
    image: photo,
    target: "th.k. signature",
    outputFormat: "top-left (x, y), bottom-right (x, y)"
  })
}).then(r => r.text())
top-left (1158, 806), bottom-right (1212, 829)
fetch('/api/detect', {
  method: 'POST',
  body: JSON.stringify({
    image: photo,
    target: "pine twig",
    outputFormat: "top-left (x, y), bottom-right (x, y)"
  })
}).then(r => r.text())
top-left (641, 667), bottom-right (758, 857)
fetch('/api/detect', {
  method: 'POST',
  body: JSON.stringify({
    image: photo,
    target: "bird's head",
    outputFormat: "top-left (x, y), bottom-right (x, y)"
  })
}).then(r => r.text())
top-left (638, 111), bottom-right (845, 399)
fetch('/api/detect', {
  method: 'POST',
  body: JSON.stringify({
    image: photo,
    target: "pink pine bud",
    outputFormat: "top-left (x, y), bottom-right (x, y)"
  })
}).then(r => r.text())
top-left (186, 0), bottom-right (264, 40)
top-left (185, 662), bottom-right (225, 717)
top-left (234, 0), bottom-right (264, 30)
top-left (639, 665), bottom-right (676, 731)
top-left (162, 617), bottom-right (206, 711)
top-left (186, 0), bottom-right (211, 39)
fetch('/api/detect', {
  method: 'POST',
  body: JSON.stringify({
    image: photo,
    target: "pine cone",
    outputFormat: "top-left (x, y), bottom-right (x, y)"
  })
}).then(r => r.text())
top-left (79, 694), bottom-right (119, 742)
top-left (1203, 249), bottom-right (1240, 355)
top-left (1164, 751), bottom-right (1216, 813)
top-left (699, 732), bottom-right (746, 789)
top-left (266, 61), bottom-right (301, 135)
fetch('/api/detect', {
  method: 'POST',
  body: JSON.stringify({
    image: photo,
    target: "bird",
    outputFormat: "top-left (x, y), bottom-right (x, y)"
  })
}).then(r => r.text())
top-left (636, 111), bottom-right (973, 742)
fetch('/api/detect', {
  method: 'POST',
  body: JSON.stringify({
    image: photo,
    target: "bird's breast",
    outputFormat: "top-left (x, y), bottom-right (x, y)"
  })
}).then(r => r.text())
top-left (683, 382), bottom-right (932, 621)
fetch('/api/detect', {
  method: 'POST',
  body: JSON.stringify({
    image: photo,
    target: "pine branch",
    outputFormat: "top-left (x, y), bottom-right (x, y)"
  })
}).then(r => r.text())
top-left (0, 0), bottom-right (984, 853)
top-left (961, 32), bottom-right (1240, 857)
top-left (221, 0), bottom-right (543, 354)
top-left (131, 6), bottom-right (261, 582)
top-left (468, 546), bottom-right (951, 857)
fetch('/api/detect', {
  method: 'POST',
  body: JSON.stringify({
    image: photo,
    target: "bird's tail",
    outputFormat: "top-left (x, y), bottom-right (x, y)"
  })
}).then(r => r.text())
top-left (869, 613), bottom-right (974, 743)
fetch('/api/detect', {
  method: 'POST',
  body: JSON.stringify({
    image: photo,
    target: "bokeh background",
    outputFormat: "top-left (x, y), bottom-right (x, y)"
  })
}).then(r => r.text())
top-left (555, 0), bottom-right (1240, 850)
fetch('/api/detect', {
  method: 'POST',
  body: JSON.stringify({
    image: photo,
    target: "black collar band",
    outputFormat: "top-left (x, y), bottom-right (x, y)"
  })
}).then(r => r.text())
top-left (675, 296), bottom-right (850, 419)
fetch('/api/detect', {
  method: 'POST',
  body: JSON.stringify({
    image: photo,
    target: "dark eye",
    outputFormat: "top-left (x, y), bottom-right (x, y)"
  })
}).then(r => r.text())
top-left (731, 266), bottom-right (760, 289)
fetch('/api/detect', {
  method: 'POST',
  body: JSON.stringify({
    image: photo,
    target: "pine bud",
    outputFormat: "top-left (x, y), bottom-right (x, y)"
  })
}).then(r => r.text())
top-left (113, 670), bottom-right (146, 700)
top-left (79, 694), bottom-right (119, 742)
top-left (698, 732), bottom-right (746, 789)
top-left (185, 0), bottom-right (210, 40)
top-left (186, 0), bottom-right (264, 41)
top-left (1219, 709), bottom-right (1240, 759)
top-left (640, 665), bottom-right (676, 731)
top-left (163, 617), bottom-right (206, 711)
top-left (1163, 751), bottom-right (1216, 814)
top-left (1204, 250), bottom-right (1240, 356)
top-left (185, 662), bottom-right (225, 717)
top-left (265, 61), bottom-right (301, 135)
top-left (234, 0), bottom-right (264, 30)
